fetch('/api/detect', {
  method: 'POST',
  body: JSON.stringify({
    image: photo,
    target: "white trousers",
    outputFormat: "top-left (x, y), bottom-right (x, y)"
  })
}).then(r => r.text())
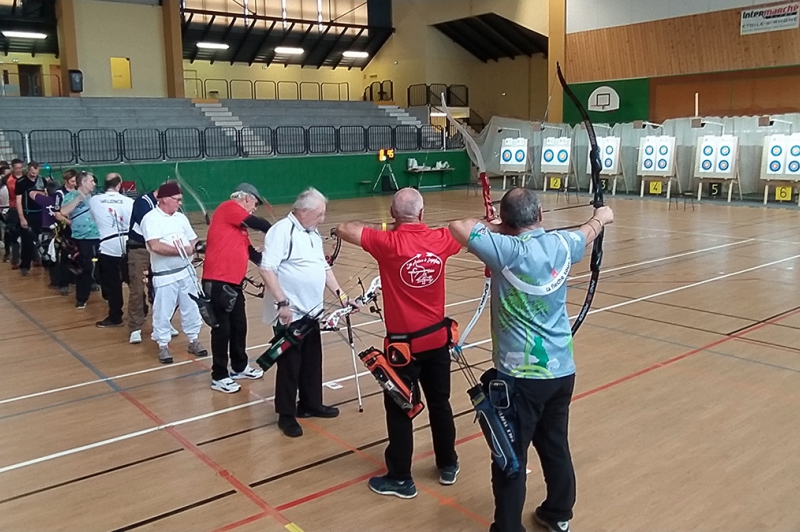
top-left (152, 275), bottom-right (202, 347)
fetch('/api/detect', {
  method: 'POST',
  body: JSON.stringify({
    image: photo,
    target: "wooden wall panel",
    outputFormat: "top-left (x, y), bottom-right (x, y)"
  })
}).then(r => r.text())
top-left (649, 66), bottom-right (800, 122)
top-left (566, 7), bottom-right (800, 83)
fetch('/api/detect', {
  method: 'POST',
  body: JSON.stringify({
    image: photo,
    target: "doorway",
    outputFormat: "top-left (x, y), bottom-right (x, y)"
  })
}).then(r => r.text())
top-left (18, 64), bottom-right (44, 96)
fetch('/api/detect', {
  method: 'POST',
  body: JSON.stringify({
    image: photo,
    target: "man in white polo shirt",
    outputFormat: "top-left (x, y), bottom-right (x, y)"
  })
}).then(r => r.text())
top-left (259, 187), bottom-right (347, 438)
top-left (140, 182), bottom-right (207, 364)
top-left (89, 173), bottom-right (134, 328)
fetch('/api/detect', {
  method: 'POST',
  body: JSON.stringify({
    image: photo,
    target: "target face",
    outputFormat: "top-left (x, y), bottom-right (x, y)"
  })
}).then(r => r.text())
top-left (770, 161), bottom-right (782, 172)
top-left (658, 159), bottom-right (668, 169)
top-left (789, 161), bottom-right (800, 173)
top-left (644, 159), bottom-right (653, 169)
top-left (702, 160), bottom-right (713, 170)
top-left (645, 145), bottom-right (654, 156)
top-left (501, 150), bottom-right (512, 162)
top-left (605, 145), bottom-right (614, 154)
top-left (514, 149), bottom-right (525, 162)
top-left (543, 149), bottom-right (554, 162)
top-left (718, 160), bottom-right (729, 171)
top-left (557, 150), bottom-right (568, 163)
top-left (772, 145), bottom-right (783, 156)
top-left (720, 145), bottom-right (731, 156)
top-left (659, 145), bottom-right (669, 155)
top-left (703, 146), bottom-right (714, 156)
top-left (604, 158), bottom-right (613, 168)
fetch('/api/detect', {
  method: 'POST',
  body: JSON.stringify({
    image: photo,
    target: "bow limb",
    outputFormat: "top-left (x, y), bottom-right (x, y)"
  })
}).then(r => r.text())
top-left (174, 162), bottom-right (211, 225)
top-left (556, 62), bottom-right (604, 336)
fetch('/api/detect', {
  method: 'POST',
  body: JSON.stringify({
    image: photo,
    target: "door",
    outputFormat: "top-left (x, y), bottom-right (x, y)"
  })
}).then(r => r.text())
top-left (18, 64), bottom-right (43, 96)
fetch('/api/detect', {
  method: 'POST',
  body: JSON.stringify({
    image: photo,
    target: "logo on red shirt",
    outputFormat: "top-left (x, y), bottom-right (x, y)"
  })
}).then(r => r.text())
top-left (400, 252), bottom-right (444, 288)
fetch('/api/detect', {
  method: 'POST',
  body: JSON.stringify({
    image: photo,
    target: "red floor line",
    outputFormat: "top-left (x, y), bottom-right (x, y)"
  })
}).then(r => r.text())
top-left (117, 391), bottom-right (292, 526)
top-left (275, 470), bottom-right (381, 512)
top-left (209, 511), bottom-right (270, 532)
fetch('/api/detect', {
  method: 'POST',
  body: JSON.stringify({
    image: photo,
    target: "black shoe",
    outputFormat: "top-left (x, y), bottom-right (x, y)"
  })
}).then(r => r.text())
top-left (278, 415), bottom-right (303, 438)
top-left (297, 404), bottom-right (340, 419)
top-left (96, 318), bottom-right (123, 328)
top-left (533, 507), bottom-right (570, 532)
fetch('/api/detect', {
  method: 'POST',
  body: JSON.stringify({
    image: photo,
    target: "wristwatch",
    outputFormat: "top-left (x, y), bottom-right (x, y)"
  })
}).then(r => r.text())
top-left (276, 300), bottom-right (290, 309)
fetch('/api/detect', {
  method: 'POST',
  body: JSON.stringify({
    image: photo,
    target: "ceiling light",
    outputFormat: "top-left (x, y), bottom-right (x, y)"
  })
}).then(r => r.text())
top-left (2, 31), bottom-right (47, 40)
top-left (275, 46), bottom-right (304, 55)
top-left (430, 112), bottom-right (447, 117)
top-left (196, 42), bottom-right (229, 50)
top-left (342, 50), bottom-right (369, 58)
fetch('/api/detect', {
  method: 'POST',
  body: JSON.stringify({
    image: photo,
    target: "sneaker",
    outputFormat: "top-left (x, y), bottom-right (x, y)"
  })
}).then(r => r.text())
top-left (75, 301), bottom-right (87, 309)
top-left (11, 263), bottom-right (20, 270)
top-left (439, 463), bottom-right (460, 485)
top-left (534, 508), bottom-right (570, 532)
top-left (158, 345), bottom-right (174, 364)
top-left (296, 404), bottom-right (339, 419)
top-left (231, 365), bottom-right (264, 380)
top-left (211, 377), bottom-right (241, 394)
top-left (129, 330), bottom-right (142, 344)
top-left (368, 476), bottom-right (417, 499)
top-left (187, 340), bottom-right (208, 357)
top-left (277, 415), bottom-right (303, 437)
top-left (96, 318), bottom-right (123, 328)
top-left (170, 327), bottom-right (179, 337)
top-left (20, 268), bottom-right (29, 276)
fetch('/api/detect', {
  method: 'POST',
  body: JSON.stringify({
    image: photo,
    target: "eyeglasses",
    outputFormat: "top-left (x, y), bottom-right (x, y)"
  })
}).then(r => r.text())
top-left (166, 196), bottom-right (183, 203)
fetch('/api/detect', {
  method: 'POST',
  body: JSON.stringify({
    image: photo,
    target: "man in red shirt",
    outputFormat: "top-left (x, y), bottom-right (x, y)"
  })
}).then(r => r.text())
top-left (336, 187), bottom-right (461, 499)
top-left (202, 183), bottom-right (273, 393)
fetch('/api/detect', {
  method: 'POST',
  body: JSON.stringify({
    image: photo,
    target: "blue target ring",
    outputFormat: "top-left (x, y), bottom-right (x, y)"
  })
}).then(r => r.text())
top-left (718, 160), bottom-right (729, 171)
top-left (789, 161), bottom-right (800, 173)
top-left (772, 145), bottom-right (783, 156)
top-left (703, 146), bottom-right (713, 156)
top-left (658, 159), bottom-right (667, 169)
top-left (720, 146), bottom-right (731, 156)
top-left (557, 150), bottom-right (568, 163)
top-left (514, 149), bottom-right (525, 162)
top-left (645, 146), bottom-right (654, 155)
top-left (659, 145), bottom-right (669, 155)
top-left (543, 149), bottom-right (554, 162)
top-left (770, 161), bottom-right (782, 172)
top-left (501, 150), bottom-right (512, 162)
top-left (644, 159), bottom-right (653, 169)
top-left (605, 145), bottom-right (614, 154)
top-left (702, 160), bottom-right (712, 170)
top-left (791, 145), bottom-right (800, 156)
top-left (604, 158), bottom-right (613, 168)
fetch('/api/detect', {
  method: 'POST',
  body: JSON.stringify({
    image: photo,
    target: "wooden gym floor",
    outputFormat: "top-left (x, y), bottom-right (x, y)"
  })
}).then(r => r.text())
top-left (1, 188), bottom-right (800, 532)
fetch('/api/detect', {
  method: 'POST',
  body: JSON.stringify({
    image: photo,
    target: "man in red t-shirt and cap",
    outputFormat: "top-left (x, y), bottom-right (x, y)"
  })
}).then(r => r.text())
top-left (336, 187), bottom-right (461, 499)
top-left (202, 183), bottom-right (273, 394)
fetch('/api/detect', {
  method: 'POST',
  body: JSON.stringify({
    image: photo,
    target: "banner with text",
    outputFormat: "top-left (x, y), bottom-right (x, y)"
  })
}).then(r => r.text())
top-left (740, 2), bottom-right (799, 35)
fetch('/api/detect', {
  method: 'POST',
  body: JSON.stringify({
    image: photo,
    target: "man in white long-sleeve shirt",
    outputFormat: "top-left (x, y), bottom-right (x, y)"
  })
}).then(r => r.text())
top-left (141, 182), bottom-right (207, 364)
top-left (259, 187), bottom-right (347, 438)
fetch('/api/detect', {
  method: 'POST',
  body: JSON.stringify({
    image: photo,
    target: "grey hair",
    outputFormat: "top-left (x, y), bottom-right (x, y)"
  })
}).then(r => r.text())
top-left (293, 187), bottom-right (328, 210)
top-left (230, 190), bottom-right (251, 201)
top-left (391, 187), bottom-right (423, 220)
top-left (500, 188), bottom-right (541, 229)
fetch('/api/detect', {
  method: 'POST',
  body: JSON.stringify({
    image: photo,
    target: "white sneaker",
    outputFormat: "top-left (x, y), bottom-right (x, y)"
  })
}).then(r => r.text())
top-left (211, 377), bottom-right (241, 394)
top-left (129, 330), bottom-right (142, 344)
top-left (231, 365), bottom-right (264, 380)
top-left (171, 327), bottom-right (179, 337)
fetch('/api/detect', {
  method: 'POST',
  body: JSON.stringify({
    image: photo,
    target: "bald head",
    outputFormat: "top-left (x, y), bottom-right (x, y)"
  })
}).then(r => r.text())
top-left (391, 187), bottom-right (424, 222)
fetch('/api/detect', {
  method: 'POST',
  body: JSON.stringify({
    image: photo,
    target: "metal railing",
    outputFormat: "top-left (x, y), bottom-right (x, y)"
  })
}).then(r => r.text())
top-left (0, 125), bottom-right (465, 164)
top-left (0, 72), bottom-right (62, 97)
top-left (363, 80), bottom-right (394, 102)
top-left (407, 83), bottom-right (469, 107)
top-left (184, 77), bottom-right (351, 101)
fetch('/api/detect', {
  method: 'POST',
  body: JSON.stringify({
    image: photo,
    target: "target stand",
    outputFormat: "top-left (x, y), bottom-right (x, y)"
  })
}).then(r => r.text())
top-left (760, 134), bottom-right (800, 206)
top-left (694, 135), bottom-right (742, 202)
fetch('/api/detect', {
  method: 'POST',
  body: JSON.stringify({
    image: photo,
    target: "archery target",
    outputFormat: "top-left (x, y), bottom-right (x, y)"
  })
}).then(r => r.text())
top-left (638, 136), bottom-right (676, 177)
top-left (586, 136), bottom-right (621, 175)
top-left (763, 135), bottom-right (789, 177)
top-left (541, 136), bottom-right (572, 174)
top-left (694, 135), bottom-right (738, 178)
top-left (500, 137), bottom-right (529, 172)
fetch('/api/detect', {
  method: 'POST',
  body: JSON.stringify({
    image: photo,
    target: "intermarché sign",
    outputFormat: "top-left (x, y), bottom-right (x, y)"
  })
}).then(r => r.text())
top-left (740, 2), bottom-right (800, 35)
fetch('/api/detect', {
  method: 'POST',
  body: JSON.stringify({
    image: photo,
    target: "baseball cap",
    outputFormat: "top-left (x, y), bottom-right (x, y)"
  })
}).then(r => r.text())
top-left (235, 182), bottom-right (265, 206)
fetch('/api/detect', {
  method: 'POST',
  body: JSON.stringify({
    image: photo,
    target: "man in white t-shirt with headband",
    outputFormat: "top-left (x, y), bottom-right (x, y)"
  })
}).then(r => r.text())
top-left (449, 187), bottom-right (613, 532)
top-left (141, 182), bottom-right (208, 364)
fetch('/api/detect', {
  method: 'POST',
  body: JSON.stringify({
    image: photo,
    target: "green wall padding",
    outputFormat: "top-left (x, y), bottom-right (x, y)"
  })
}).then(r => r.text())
top-left (563, 78), bottom-right (650, 126)
top-left (59, 150), bottom-right (469, 213)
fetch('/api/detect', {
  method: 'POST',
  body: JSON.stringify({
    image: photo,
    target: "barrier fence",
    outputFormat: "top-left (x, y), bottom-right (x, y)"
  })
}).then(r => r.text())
top-left (0, 125), bottom-right (465, 164)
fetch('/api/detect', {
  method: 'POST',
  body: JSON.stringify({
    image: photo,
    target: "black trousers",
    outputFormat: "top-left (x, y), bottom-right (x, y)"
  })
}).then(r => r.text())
top-left (490, 374), bottom-right (576, 532)
top-left (208, 280), bottom-right (248, 381)
top-left (75, 239), bottom-right (98, 305)
top-left (274, 319), bottom-right (323, 417)
top-left (384, 345), bottom-right (458, 481)
top-left (3, 210), bottom-right (20, 264)
top-left (98, 253), bottom-right (124, 322)
top-left (19, 216), bottom-right (41, 270)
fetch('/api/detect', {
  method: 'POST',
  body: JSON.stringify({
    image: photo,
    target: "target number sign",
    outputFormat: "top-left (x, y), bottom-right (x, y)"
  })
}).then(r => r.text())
top-left (775, 186), bottom-right (793, 201)
top-left (549, 177), bottom-right (563, 190)
top-left (649, 181), bottom-right (662, 195)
